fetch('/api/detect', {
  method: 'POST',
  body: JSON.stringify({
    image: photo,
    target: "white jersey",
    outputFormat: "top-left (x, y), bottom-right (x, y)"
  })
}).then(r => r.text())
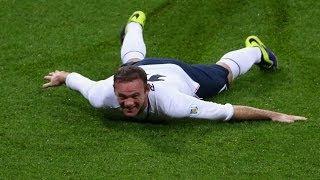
top-left (140, 64), bottom-right (200, 96)
top-left (66, 64), bottom-right (234, 121)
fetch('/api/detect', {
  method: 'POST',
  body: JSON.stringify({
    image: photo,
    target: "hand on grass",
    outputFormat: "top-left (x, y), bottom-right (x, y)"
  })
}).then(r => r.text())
top-left (233, 105), bottom-right (307, 123)
top-left (43, 70), bottom-right (70, 88)
top-left (271, 113), bottom-right (307, 123)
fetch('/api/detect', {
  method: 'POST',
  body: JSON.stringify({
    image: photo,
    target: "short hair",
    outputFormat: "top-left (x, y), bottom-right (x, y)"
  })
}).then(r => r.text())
top-left (113, 65), bottom-right (148, 86)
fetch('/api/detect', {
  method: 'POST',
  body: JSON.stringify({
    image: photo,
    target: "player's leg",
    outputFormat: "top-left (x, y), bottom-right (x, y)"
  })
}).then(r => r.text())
top-left (120, 11), bottom-right (146, 64)
top-left (217, 36), bottom-right (277, 83)
top-left (216, 47), bottom-right (262, 83)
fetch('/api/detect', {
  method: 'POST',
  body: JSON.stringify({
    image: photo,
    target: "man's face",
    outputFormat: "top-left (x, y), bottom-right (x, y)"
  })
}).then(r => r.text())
top-left (114, 79), bottom-right (149, 117)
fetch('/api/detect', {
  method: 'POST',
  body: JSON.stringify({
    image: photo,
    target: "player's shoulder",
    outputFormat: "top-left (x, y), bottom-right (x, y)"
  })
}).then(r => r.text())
top-left (147, 83), bottom-right (179, 102)
top-left (147, 83), bottom-right (176, 113)
top-left (148, 82), bottom-right (170, 93)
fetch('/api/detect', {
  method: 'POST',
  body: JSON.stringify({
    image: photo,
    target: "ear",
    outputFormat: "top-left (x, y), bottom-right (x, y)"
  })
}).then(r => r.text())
top-left (113, 82), bottom-right (119, 94)
top-left (113, 83), bottom-right (116, 92)
top-left (145, 84), bottom-right (150, 93)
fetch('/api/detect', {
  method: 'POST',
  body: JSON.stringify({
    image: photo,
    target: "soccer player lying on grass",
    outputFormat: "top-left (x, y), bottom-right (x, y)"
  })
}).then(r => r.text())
top-left (43, 11), bottom-right (306, 123)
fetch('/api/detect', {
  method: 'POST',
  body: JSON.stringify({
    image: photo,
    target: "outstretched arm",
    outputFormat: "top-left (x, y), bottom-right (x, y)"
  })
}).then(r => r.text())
top-left (153, 86), bottom-right (306, 123)
top-left (232, 105), bottom-right (307, 123)
top-left (43, 70), bottom-right (117, 108)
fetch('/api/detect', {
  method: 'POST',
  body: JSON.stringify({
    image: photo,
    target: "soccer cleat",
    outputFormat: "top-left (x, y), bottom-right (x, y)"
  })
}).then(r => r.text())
top-left (120, 11), bottom-right (146, 44)
top-left (245, 35), bottom-right (277, 70)
top-left (128, 11), bottom-right (146, 27)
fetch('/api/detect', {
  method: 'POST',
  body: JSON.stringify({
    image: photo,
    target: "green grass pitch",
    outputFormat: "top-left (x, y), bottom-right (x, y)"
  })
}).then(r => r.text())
top-left (1, 0), bottom-right (320, 178)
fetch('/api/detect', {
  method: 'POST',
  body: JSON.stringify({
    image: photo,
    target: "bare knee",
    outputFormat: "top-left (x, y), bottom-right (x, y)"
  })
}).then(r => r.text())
top-left (216, 62), bottom-right (233, 84)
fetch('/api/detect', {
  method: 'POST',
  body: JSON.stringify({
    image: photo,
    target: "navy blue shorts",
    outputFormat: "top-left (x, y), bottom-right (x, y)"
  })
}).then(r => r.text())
top-left (128, 58), bottom-right (229, 98)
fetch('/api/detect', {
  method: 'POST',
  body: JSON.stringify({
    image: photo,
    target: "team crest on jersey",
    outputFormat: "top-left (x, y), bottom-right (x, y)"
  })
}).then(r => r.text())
top-left (189, 105), bottom-right (199, 115)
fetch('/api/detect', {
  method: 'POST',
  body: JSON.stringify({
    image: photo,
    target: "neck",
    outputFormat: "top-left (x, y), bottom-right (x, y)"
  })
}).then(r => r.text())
top-left (139, 96), bottom-right (149, 114)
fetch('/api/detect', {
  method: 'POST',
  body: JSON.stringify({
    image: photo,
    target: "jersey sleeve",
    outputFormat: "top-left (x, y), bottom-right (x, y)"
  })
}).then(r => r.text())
top-left (154, 86), bottom-right (234, 121)
top-left (65, 72), bottom-right (118, 108)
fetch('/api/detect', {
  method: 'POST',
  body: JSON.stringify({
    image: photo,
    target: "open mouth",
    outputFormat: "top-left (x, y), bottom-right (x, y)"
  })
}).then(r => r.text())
top-left (123, 106), bottom-right (137, 113)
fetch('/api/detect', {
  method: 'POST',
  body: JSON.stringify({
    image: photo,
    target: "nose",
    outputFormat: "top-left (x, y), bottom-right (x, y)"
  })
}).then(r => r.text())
top-left (124, 98), bottom-right (135, 107)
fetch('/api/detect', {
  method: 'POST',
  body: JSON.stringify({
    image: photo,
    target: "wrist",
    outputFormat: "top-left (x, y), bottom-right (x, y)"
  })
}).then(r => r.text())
top-left (60, 71), bottom-right (70, 84)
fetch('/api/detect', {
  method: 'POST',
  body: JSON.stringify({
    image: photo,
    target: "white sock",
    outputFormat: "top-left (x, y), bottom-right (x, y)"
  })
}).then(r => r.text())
top-left (120, 22), bottom-right (146, 64)
top-left (217, 47), bottom-right (261, 79)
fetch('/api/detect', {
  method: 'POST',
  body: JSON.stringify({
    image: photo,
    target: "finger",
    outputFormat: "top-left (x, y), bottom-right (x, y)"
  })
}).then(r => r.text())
top-left (42, 82), bottom-right (52, 88)
top-left (272, 117), bottom-right (294, 123)
top-left (44, 75), bottom-right (52, 81)
top-left (287, 119), bottom-right (294, 123)
top-left (284, 119), bottom-right (294, 123)
top-left (279, 119), bottom-right (294, 123)
top-left (293, 116), bottom-right (307, 121)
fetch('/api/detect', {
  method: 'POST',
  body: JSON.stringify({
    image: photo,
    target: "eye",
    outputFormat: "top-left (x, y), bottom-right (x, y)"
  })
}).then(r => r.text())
top-left (132, 94), bottom-right (140, 99)
top-left (117, 95), bottom-right (126, 101)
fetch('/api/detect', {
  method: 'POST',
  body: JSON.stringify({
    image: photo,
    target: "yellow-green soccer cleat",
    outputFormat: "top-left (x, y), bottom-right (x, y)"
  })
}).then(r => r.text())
top-left (120, 11), bottom-right (146, 44)
top-left (245, 35), bottom-right (278, 70)
top-left (128, 11), bottom-right (146, 27)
